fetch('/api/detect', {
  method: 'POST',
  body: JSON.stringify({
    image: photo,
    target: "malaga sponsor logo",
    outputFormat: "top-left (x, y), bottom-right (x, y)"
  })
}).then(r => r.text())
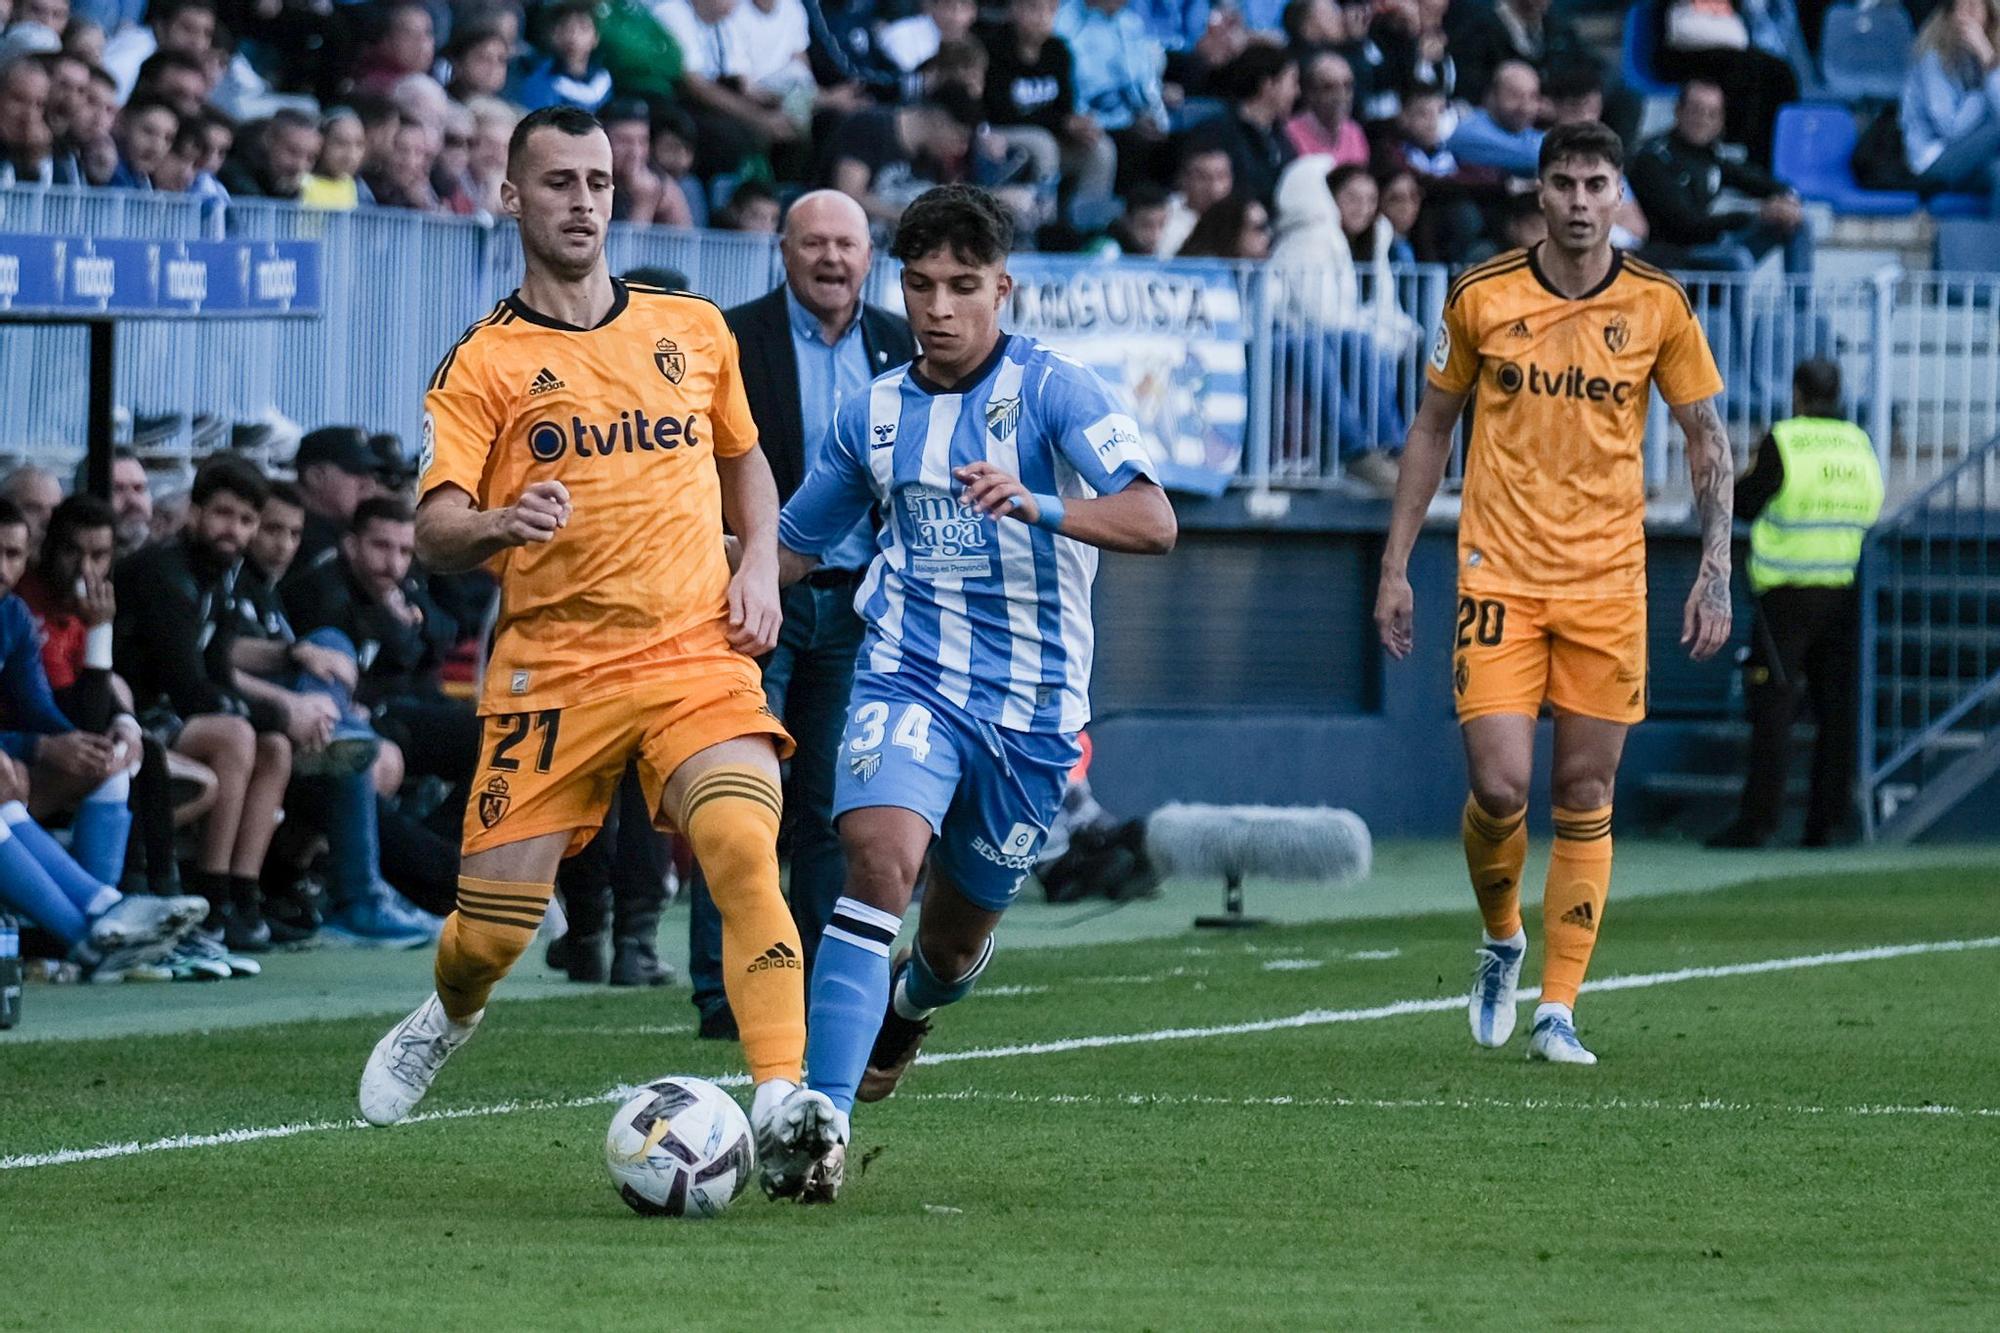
top-left (527, 408), bottom-right (704, 463)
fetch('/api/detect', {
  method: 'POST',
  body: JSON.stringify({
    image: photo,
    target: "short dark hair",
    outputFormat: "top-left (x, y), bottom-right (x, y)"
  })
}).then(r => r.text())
top-left (0, 497), bottom-right (27, 533)
top-left (1793, 358), bottom-right (1843, 414)
top-left (150, 0), bottom-right (218, 27)
top-left (350, 91), bottom-right (399, 130)
top-left (266, 106), bottom-right (316, 139)
top-left (135, 48), bottom-right (205, 87)
top-left (121, 94), bottom-right (180, 127)
top-left (264, 479), bottom-right (306, 512)
top-left (1222, 44), bottom-right (1293, 102)
top-left (190, 454), bottom-right (269, 509)
top-left (86, 63), bottom-right (118, 92)
top-left (1544, 63), bottom-right (1603, 104)
top-left (1122, 180), bottom-right (1170, 212)
top-left (1327, 163), bottom-right (1372, 202)
top-left (507, 104), bottom-right (602, 173)
top-left (350, 496), bottom-right (415, 534)
top-left (891, 184), bottom-right (1014, 266)
top-left (1538, 119), bottom-right (1624, 175)
top-left (44, 493), bottom-right (115, 567)
top-left (445, 20), bottom-right (509, 60)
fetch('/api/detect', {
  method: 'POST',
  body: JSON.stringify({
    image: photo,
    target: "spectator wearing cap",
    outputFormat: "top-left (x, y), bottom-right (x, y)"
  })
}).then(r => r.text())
top-left (286, 426), bottom-right (379, 582)
top-left (99, 0), bottom-right (212, 101)
top-left (819, 93), bottom-right (981, 228)
top-left (1192, 43), bottom-right (1300, 209)
top-left (1057, 0), bottom-right (1170, 191)
top-left (511, 0), bottom-right (612, 113)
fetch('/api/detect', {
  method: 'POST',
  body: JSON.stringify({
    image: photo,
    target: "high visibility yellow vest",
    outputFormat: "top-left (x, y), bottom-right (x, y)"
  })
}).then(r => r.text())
top-left (1748, 416), bottom-right (1884, 594)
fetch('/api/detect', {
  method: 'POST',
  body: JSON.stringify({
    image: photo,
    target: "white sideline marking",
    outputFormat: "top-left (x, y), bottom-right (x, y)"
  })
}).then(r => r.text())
top-left (1262, 958), bottom-right (1326, 972)
top-left (920, 936), bottom-right (2000, 1065)
top-left (4, 935), bottom-right (1996, 1173)
top-left (973, 984), bottom-right (1051, 998)
top-left (900, 1089), bottom-right (2000, 1121)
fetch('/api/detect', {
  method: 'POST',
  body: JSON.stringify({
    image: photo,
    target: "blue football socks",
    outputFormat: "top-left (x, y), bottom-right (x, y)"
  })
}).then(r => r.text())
top-left (804, 896), bottom-right (903, 1114)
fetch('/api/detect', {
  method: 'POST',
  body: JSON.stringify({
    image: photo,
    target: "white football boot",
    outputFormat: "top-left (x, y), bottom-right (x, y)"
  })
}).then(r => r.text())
top-left (359, 994), bottom-right (481, 1125)
top-left (752, 1080), bottom-right (845, 1202)
top-left (1468, 930), bottom-right (1527, 1048)
top-left (1525, 1003), bottom-right (1598, 1065)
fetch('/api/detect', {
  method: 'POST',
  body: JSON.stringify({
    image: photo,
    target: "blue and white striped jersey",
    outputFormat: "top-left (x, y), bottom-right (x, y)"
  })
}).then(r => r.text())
top-left (777, 333), bottom-right (1158, 735)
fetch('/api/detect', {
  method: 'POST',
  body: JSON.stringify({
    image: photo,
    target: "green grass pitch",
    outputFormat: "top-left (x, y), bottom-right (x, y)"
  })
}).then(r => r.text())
top-left (4, 862), bottom-right (1997, 1330)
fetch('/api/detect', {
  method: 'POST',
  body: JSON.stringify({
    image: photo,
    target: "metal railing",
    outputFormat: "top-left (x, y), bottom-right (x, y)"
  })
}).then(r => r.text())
top-left (1857, 431), bottom-right (2000, 841)
top-left (7, 186), bottom-right (2000, 506)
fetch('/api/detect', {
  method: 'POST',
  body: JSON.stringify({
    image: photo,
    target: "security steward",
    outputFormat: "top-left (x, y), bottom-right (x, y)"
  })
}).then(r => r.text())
top-left (1709, 359), bottom-right (1884, 849)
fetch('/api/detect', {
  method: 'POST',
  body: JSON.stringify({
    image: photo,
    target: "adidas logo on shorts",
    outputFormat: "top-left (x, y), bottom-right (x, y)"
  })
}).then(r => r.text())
top-left (528, 367), bottom-right (565, 396)
top-left (746, 941), bottom-right (802, 973)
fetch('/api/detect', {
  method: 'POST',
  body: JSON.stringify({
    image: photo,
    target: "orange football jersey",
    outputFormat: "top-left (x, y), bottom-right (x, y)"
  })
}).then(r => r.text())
top-left (419, 279), bottom-right (758, 714)
top-left (1425, 247), bottom-right (1723, 598)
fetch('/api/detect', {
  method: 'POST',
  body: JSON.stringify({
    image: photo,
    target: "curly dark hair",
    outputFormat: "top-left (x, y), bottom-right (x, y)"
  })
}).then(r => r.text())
top-left (891, 184), bottom-right (1014, 267)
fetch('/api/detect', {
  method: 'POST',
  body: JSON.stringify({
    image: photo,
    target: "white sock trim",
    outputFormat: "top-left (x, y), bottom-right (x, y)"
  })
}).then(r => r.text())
top-left (0, 801), bottom-right (29, 827)
top-left (1534, 1002), bottom-right (1574, 1023)
top-left (83, 624), bottom-right (113, 670)
top-left (86, 770), bottom-right (131, 804)
top-left (825, 924), bottom-right (893, 957)
top-left (1483, 928), bottom-right (1527, 948)
top-left (830, 896), bottom-right (902, 934)
top-left (891, 973), bottom-right (930, 1021)
top-left (84, 886), bottom-right (121, 918)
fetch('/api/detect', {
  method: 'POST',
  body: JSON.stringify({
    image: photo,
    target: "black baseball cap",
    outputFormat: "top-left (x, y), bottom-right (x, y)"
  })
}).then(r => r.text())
top-left (369, 432), bottom-right (414, 484)
top-left (296, 426), bottom-right (377, 476)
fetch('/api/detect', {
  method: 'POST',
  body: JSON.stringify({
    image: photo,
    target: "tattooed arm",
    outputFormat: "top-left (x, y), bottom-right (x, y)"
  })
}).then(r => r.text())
top-left (1669, 395), bottom-right (1735, 661)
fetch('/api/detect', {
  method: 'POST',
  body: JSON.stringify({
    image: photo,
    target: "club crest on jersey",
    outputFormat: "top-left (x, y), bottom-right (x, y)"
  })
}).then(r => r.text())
top-left (655, 337), bottom-right (685, 384)
top-left (1604, 313), bottom-right (1630, 353)
top-left (478, 776), bottom-right (511, 829)
top-left (849, 751), bottom-right (881, 783)
top-left (985, 394), bottom-right (1021, 442)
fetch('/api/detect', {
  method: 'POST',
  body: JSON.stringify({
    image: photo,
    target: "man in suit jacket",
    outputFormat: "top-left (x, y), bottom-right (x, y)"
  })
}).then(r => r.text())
top-left (689, 189), bottom-right (917, 1040)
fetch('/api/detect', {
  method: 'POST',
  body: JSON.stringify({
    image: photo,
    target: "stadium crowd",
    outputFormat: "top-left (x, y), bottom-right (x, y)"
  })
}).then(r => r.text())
top-left (0, 0), bottom-right (1961, 981)
top-left (0, 431), bottom-right (506, 981)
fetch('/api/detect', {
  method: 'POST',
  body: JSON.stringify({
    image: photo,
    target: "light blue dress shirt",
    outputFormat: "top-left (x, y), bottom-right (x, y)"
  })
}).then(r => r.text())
top-left (787, 286), bottom-right (877, 572)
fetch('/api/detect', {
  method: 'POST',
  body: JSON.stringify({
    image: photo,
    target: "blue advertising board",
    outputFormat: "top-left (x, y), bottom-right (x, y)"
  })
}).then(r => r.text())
top-left (1005, 255), bottom-right (1247, 497)
top-left (0, 233), bottom-right (321, 318)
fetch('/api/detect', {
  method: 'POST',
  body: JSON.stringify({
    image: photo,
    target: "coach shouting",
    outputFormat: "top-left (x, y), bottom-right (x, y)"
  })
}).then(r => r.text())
top-left (688, 190), bottom-right (917, 1040)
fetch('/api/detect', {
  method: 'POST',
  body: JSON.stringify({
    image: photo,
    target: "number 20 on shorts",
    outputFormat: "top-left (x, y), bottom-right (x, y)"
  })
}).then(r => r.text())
top-left (1455, 597), bottom-right (1506, 648)
top-left (849, 701), bottom-right (935, 764)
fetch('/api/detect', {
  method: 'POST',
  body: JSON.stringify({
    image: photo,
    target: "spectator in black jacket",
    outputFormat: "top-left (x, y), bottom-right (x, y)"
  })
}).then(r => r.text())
top-left (217, 107), bottom-right (320, 200)
top-left (1191, 43), bottom-right (1300, 209)
top-left (983, 0), bottom-right (1116, 220)
top-left (282, 496), bottom-right (477, 790)
top-left (113, 455), bottom-right (293, 948)
top-left (1629, 81), bottom-right (1811, 275)
top-left (1450, 0), bottom-right (1638, 144)
top-left (286, 425), bottom-right (380, 579)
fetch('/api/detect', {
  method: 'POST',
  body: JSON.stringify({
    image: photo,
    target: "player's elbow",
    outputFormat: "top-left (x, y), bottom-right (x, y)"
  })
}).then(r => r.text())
top-left (1134, 489), bottom-right (1178, 555)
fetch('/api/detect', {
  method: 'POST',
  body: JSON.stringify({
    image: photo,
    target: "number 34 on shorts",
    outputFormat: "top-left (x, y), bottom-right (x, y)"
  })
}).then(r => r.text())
top-left (831, 672), bottom-right (1079, 910)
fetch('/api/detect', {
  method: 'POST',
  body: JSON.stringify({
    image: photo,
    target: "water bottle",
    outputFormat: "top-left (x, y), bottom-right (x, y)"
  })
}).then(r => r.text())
top-left (0, 912), bottom-right (21, 1030)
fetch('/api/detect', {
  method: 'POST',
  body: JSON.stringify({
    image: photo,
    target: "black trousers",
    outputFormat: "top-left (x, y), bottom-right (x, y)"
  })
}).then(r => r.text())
top-left (1731, 584), bottom-right (1861, 839)
top-left (556, 762), bottom-right (669, 942)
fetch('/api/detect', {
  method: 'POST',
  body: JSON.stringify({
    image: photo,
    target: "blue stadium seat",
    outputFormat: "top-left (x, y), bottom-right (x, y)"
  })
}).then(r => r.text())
top-left (1621, 2), bottom-right (1679, 99)
top-left (1934, 218), bottom-right (2000, 270)
top-left (1772, 103), bottom-right (1920, 215)
top-left (1820, 2), bottom-right (1915, 104)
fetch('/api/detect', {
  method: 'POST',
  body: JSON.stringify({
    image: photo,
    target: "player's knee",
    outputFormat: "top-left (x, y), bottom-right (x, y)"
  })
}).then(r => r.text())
top-left (1468, 776), bottom-right (1529, 820)
top-left (1552, 769), bottom-right (1615, 812)
top-left (374, 740), bottom-right (406, 796)
top-left (204, 715), bottom-right (257, 773)
top-left (841, 836), bottom-right (924, 913)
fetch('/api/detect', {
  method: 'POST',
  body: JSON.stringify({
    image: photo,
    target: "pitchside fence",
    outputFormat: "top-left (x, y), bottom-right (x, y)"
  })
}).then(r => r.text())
top-left (0, 186), bottom-right (1995, 505)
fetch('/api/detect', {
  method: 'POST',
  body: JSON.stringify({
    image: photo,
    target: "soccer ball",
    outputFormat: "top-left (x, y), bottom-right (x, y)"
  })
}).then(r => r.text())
top-left (604, 1076), bottom-right (756, 1219)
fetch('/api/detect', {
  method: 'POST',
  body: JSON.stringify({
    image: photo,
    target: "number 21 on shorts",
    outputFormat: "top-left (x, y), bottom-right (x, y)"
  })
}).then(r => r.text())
top-left (848, 700), bottom-right (935, 764)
